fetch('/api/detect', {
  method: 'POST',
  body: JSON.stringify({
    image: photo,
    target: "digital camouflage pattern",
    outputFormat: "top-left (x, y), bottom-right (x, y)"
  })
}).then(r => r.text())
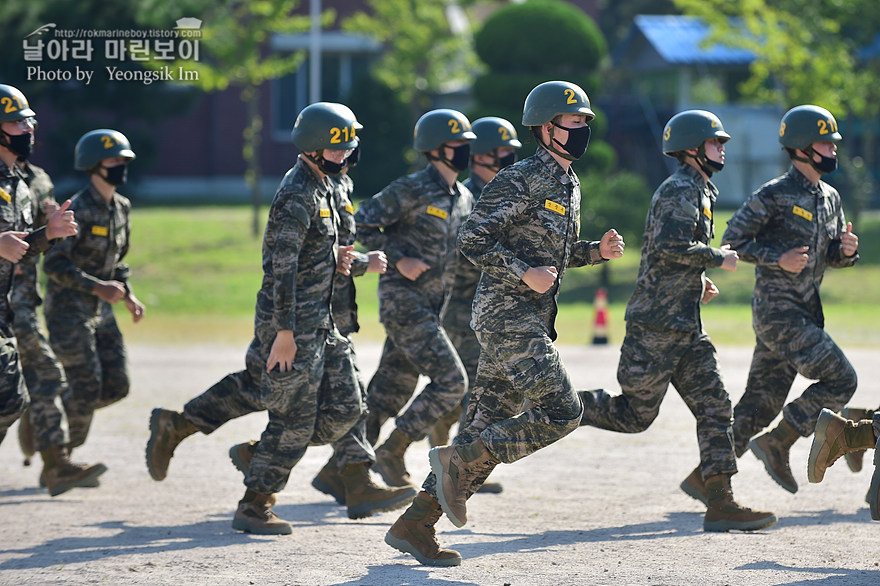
top-left (355, 163), bottom-right (472, 440)
top-left (43, 184), bottom-right (133, 448)
top-left (723, 165), bottom-right (858, 446)
top-left (11, 163), bottom-right (70, 452)
top-left (578, 164), bottom-right (736, 479)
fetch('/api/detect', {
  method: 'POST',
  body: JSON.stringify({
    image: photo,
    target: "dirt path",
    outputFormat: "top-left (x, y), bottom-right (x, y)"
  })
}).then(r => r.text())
top-left (1, 341), bottom-right (879, 585)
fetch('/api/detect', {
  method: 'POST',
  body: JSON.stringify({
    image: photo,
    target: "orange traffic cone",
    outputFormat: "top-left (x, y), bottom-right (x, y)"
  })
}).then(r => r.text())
top-left (591, 287), bottom-right (609, 345)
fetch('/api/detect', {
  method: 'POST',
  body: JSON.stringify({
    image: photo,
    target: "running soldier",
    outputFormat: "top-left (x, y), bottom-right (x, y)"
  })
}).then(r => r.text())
top-left (0, 84), bottom-right (78, 451)
top-left (385, 81), bottom-right (624, 566)
top-left (576, 110), bottom-right (776, 532)
top-left (146, 102), bottom-right (365, 535)
top-left (355, 109), bottom-right (475, 488)
top-left (718, 105), bottom-right (859, 494)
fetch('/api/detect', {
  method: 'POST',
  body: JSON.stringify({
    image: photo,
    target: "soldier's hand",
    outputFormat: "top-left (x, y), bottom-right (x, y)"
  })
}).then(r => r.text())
top-left (367, 250), bottom-right (387, 274)
top-left (778, 246), bottom-right (809, 273)
top-left (396, 256), bottom-right (430, 281)
top-left (0, 231), bottom-right (30, 263)
top-left (336, 244), bottom-right (356, 275)
top-left (45, 199), bottom-right (77, 240)
top-left (599, 228), bottom-right (625, 260)
top-left (93, 280), bottom-right (127, 303)
top-left (124, 293), bottom-right (145, 323)
top-left (841, 222), bottom-right (858, 257)
top-left (266, 330), bottom-right (297, 373)
top-left (702, 277), bottom-right (719, 304)
top-left (522, 266), bottom-right (558, 294)
top-left (719, 244), bottom-right (738, 272)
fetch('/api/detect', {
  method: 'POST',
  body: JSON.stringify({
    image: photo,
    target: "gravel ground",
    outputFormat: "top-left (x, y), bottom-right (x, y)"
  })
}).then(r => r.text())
top-left (1, 340), bottom-right (879, 586)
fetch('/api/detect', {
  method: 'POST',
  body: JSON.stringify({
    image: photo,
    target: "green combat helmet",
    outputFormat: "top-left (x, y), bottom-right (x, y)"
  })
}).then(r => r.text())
top-left (291, 101), bottom-right (360, 152)
top-left (470, 117), bottom-right (522, 155)
top-left (0, 84), bottom-right (36, 122)
top-left (521, 80), bottom-right (594, 126)
top-left (662, 110), bottom-right (730, 155)
top-left (412, 109), bottom-right (475, 152)
top-left (74, 129), bottom-right (136, 170)
top-left (778, 105), bottom-right (841, 150)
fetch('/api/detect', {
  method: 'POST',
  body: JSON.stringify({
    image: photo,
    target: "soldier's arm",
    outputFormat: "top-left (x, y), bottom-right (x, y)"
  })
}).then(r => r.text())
top-left (826, 197), bottom-right (859, 268)
top-left (654, 189), bottom-right (724, 268)
top-left (270, 190), bottom-right (310, 334)
top-left (42, 202), bottom-right (98, 293)
top-left (353, 179), bottom-right (409, 268)
top-left (721, 192), bottom-right (778, 266)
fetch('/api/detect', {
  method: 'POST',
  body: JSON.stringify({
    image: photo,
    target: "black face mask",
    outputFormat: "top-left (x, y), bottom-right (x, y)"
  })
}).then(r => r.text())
top-left (704, 158), bottom-right (724, 173)
top-left (497, 151), bottom-right (516, 169)
top-left (551, 122), bottom-right (591, 160)
top-left (102, 164), bottom-right (128, 186)
top-left (2, 131), bottom-right (33, 160)
top-left (446, 143), bottom-right (471, 172)
top-left (305, 152), bottom-right (345, 176)
top-left (346, 144), bottom-right (360, 168)
top-left (813, 152), bottom-right (838, 174)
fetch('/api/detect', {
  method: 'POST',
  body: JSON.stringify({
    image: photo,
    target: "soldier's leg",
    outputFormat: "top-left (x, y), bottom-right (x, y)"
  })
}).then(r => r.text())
top-left (0, 333), bottom-right (29, 446)
top-left (869, 413), bottom-right (880, 520)
top-left (364, 336), bottom-right (420, 444)
top-left (50, 315), bottom-right (101, 449)
top-left (311, 334), bottom-right (364, 446)
top-left (732, 336), bottom-right (797, 456)
top-left (579, 322), bottom-right (681, 432)
top-left (94, 311), bottom-right (128, 410)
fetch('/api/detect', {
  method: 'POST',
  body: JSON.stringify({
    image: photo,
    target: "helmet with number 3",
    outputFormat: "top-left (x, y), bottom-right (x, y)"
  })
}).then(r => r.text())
top-left (521, 81), bottom-right (594, 126)
top-left (662, 110), bottom-right (730, 156)
top-left (74, 129), bottom-right (136, 170)
top-left (0, 84), bottom-right (36, 123)
top-left (413, 109), bottom-right (476, 152)
top-left (291, 102), bottom-right (360, 152)
top-left (778, 105), bottom-right (842, 149)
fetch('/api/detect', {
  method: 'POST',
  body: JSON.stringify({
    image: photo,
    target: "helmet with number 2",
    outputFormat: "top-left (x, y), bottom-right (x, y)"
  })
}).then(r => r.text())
top-left (522, 81), bottom-right (594, 126)
top-left (778, 105), bottom-right (842, 150)
top-left (74, 129), bottom-right (136, 170)
top-left (470, 117), bottom-right (522, 155)
top-left (0, 84), bottom-right (36, 123)
top-left (413, 109), bottom-right (476, 152)
top-left (291, 102), bottom-right (360, 152)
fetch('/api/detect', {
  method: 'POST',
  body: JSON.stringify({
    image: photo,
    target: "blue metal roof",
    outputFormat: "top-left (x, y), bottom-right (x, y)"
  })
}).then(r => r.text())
top-left (633, 15), bottom-right (755, 65)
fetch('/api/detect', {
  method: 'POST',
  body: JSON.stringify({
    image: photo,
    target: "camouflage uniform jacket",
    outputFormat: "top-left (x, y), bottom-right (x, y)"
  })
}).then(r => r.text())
top-left (11, 163), bottom-right (55, 311)
top-left (43, 183), bottom-right (132, 317)
top-left (354, 163), bottom-right (473, 325)
top-left (332, 173), bottom-right (368, 336)
top-left (0, 160), bottom-right (49, 326)
top-left (255, 157), bottom-right (338, 335)
top-left (625, 164), bottom-right (724, 332)
top-left (458, 147), bottom-right (606, 341)
top-left (443, 173), bottom-right (487, 332)
top-left (722, 165), bottom-right (858, 328)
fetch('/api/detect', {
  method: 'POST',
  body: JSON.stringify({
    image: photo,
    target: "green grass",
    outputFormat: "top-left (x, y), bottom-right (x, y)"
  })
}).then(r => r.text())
top-left (116, 205), bottom-right (880, 347)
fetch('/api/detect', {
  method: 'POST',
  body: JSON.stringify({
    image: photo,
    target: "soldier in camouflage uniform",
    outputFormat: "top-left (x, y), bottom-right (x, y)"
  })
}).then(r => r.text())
top-left (228, 136), bottom-right (416, 520)
top-left (715, 105), bottom-right (859, 495)
top-left (43, 129), bottom-right (144, 480)
top-left (385, 81), bottom-right (624, 567)
top-left (575, 110), bottom-right (776, 533)
top-left (0, 84), bottom-right (78, 453)
top-left (355, 109), bottom-right (476, 489)
top-left (807, 407), bottom-right (880, 520)
top-left (13, 155), bottom-right (108, 496)
top-left (146, 103), bottom-right (365, 535)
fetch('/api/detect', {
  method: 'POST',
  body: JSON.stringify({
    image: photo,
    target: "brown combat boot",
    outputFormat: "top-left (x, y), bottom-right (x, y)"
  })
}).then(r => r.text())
top-left (841, 407), bottom-right (875, 472)
top-left (365, 409), bottom-right (390, 446)
top-left (145, 408), bottom-right (197, 481)
top-left (429, 437), bottom-right (499, 528)
top-left (808, 408), bottom-right (877, 483)
top-left (703, 474), bottom-right (777, 532)
top-left (232, 489), bottom-right (292, 535)
top-left (228, 440), bottom-right (258, 476)
top-left (40, 445), bottom-right (107, 497)
top-left (374, 428), bottom-right (415, 488)
top-left (312, 456), bottom-right (346, 505)
top-left (385, 491), bottom-right (461, 566)
top-left (18, 407), bottom-right (35, 466)
top-left (748, 418), bottom-right (800, 493)
top-left (680, 465), bottom-right (708, 505)
top-left (429, 405), bottom-right (462, 448)
top-left (342, 462), bottom-right (417, 519)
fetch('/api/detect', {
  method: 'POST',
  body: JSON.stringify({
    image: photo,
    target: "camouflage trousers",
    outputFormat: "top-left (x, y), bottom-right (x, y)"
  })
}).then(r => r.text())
top-left (732, 319), bottom-right (858, 455)
top-left (579, 321), bottom-right (737, 478)
top-left (323, 339), bottom-right (377, 468)
top-left (12, 307), bottom-right (69, 451)
top-left (0, 326), bottom-right (28, 444)
top-left (365, 318), bottom-right (466, 441)
top-left (422, 330), bottom-right (583, 499)
top-left (46, 301), bottom-right (128, 449)
top-left (183, 328), bottom-right (363, 494)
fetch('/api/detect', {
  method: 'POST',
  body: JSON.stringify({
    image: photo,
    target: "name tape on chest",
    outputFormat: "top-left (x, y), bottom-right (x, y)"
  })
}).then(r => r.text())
top-left (344, 203), bottom-right (354, 214)
top-left (91, 225), bottom-right (109, 236)
top-left (792, 205), bottom-right (813, 221)
top-left (426, 205), bottom-right (448, 219)
top-left (0, 187), bottom-right (10, 204)
top-left (703, 206), bottom-right (712, 219)
top-left (544, 199), bottom-right (566, 216)
top-left (320, 208), bottom-right (332, 218)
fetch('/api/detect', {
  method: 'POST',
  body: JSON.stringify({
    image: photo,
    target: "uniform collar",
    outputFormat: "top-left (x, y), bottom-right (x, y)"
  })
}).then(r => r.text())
top-left (426, 163), bottom-right (458, 196)
top-left (786, 164), bottom-right (820, 192)
top-left (536, 146), bottom-right (575, 186)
